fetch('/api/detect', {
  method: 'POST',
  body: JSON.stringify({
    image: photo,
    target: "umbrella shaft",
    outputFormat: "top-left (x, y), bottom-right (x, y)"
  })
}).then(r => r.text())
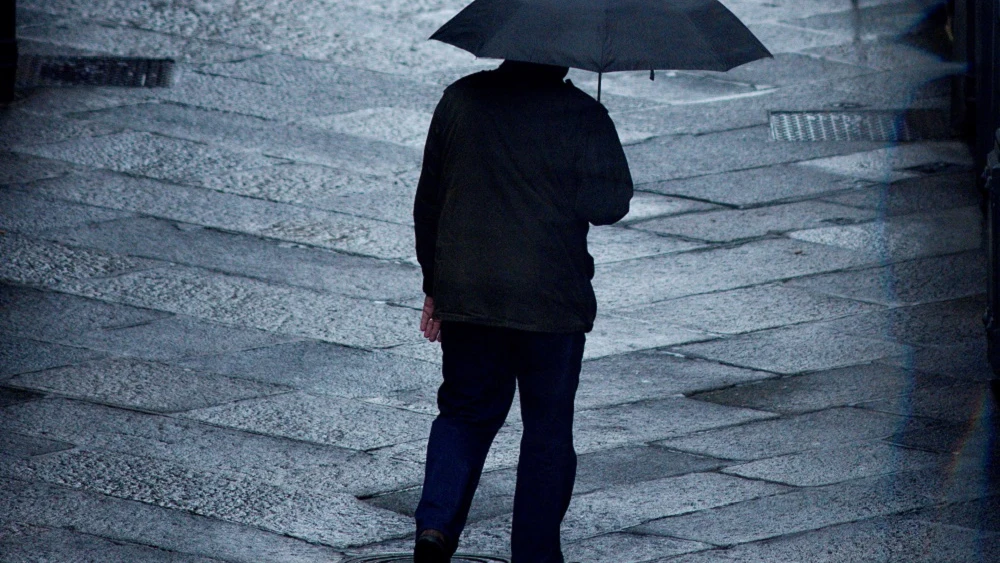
top-left (598, 72), bottom-right (602, 102)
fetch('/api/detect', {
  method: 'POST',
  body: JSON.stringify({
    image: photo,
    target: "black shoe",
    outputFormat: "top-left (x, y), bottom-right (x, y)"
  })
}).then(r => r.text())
top-left (414, 531), bottom-right (449, 563)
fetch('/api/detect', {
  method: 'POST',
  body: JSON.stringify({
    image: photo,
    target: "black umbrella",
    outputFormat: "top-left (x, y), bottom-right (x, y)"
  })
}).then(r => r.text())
top-left (431, 0), bottom-right (772, 100)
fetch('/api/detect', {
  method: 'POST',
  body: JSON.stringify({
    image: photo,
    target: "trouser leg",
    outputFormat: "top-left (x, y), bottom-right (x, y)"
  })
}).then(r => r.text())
top-left (510, 331), bottom-right (584, 563)
top-left (415, 321), bottom-right (517, 550)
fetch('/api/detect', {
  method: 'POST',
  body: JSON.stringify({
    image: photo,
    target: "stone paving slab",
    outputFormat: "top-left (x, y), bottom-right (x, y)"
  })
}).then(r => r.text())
top-left (1, 398), bottom-right (423, 497)
top-left (77, 101), bottom-right (424, 177)
top-left (721, 440), bottom-right (946, 487)
top-left (796, 142), bottom-right (974, 184)
top-left (720, 0), bottom-right (917, 24)
top-left (572, 398), bottom-right (777, 453)
top-left (820, 172), bottom-right (981, 216)
top-left (619, 283), bottom-right (881, 335)
top-left (564, 532), bottom-right (711, 563)
top-left (879, 340), bottom-right (997, 381)
top-left (787, 251), bottom-right (986, 307)
top-left (886, 416), bottom-right (995, 456)
top-left (820, 296), bottom-right (987, 348)
top-left (671, 323), bottom-right (911, 374)
top-left (0, 109), bottom-right (121, 150)
top-left (786, 0), bottom-right (936, 38)
top-left (6, 358), bottom-right (290, 413)
top-left (0, 186), bottom-right (134, 236)
top-left (18, 19), bottom-right (262, 64)
top-left (193, 53), bottom-right (442, 112)
top-left (655, 407), bottom-right (916, 461)
top-left (0, 387), bottom-right (43, 408)
top-left (189, 163), bottom-right (417, 226)
top-left (594, 238), bottom-right (877, 311)
top-left (0, 432), bottom-right (74, 458)
top-left (0, 477), bottom-right (345, 563)
top-left (902, 497), bottom-right (1000, 533)
top-left (179, 391), bottom-right (433, 450)
top-left (54, 265), bottom-right (422, 348)
top-left (172, 339), bottom-right (440, 399)
top-left (584, 314), bottom-right (711, 360)
top-left (861, 381), bottom-right (995, 423)
top-left (631, 200), bottom-right (874, 242)
top-left (18, 0), bottom-right (455, 75)
top-left (560, 472), bottom-right (789, 541)
top-left (0, 520), bottom-right (228, 563)
top-left (30, 171), bottom-right (416, 259)
top-left (802, 40), bottom-right (956, 72)
top-left (691, 363), bottom-right (941, 414)
top-left (0, 232), bottom-right (161, 287)
top-left (586, 227), bottom-right (705, 265)
top-left (638, 164), bottom-right (863, 208)
top-left (311, 107), bottom-right (433, 149)
top-left (577, 352), bottom-right (774, 410)
top-left (0, 333), bottom-right (105, 379)
top-left (712, 53), bottom-right (876, 88)
top-left (1, 448), bottom-right (412, 548)
top-left (830, 68), bottom-right (957, 108)
top-left (7, 81), bottom-right (160, 117)
top-left (17, 131), bottom-right (283, 184)
top-left (0, 151), bottom-right (79, 184)
top-left (634, 467), bottom-right (988, 546)
top-left (619, 193), bottom-right (719, 224)
top-left (45, 313), bottom-right (295, 362)
top-left (659, 516), bottom-right (1000, 563)
top-left (42, 216), bottom-right (424, 300)
top-left (745, 21), bottom-right (850, 54)
top-left (624, 125), bottom-right (883, 185)
top-left (0, 284), bottom-right (170, 346)
top-left (789, 205), bottom-right (982, 265)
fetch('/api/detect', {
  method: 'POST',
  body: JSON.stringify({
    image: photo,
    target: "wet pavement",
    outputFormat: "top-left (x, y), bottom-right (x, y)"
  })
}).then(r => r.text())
top-left (1, 0), bottom-right (998, 561)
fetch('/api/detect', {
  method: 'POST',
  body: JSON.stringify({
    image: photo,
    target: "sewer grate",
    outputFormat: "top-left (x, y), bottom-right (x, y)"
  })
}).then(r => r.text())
top-left (769, 110), bottom-right (952, 142)
top-left (16, 55), bottom-right (175, 88)
top-left (343, 554), bottom-right (509, 563)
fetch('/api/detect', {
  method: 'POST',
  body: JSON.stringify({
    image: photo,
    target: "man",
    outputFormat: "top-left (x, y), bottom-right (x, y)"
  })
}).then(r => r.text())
top-left (412, 60), bottom-right (633, 563)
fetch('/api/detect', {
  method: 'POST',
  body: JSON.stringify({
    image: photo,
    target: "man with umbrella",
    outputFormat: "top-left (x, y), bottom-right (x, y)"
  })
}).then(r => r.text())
top-left (412, 1), bottom-right (769, 561)
top-left (412, 58), bottom-right (632, 563)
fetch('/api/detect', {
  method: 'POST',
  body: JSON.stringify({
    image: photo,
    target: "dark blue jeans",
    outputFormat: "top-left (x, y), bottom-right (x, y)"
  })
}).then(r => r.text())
top-left (415, 321), bottom-right (584, 563)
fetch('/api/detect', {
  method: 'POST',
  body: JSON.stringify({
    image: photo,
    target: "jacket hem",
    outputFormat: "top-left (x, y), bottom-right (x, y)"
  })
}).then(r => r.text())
top-left (434, 311), bottom-right (593, 334)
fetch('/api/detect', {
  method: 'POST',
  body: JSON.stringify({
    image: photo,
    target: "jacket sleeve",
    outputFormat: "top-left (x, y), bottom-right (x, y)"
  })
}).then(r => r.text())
top-left (413, 97), bottom-right (449, 296)
top-left (574, 107), bottom-right (634, 226)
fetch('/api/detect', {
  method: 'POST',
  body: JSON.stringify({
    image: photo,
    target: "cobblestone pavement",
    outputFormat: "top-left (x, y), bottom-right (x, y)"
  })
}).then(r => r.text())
top-left (2, 0), bottom-right (999, 561)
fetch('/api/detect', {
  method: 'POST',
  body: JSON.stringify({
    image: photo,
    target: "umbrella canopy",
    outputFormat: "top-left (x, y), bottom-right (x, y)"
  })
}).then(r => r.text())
top-left (430, 0), bottom-right (772, 74)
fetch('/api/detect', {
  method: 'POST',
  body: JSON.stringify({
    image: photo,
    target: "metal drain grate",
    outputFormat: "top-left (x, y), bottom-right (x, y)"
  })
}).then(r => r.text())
top-left (769, 110), bottom-right (952, 142)
top-left (16, 55), bottom-right (175, 88)
top-left (343, 554), bottom-right (509, 563)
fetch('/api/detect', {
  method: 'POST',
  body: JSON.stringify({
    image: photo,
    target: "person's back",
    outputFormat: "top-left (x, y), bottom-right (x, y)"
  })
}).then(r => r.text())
top-left (412, 60), bottom-right (633, 563)
top-left (414, 61), bottom-right (632, 333)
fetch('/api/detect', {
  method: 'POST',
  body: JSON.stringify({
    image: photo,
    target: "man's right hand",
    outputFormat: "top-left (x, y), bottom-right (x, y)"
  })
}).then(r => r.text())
top-left (420, 295), bottom-right (442, 343)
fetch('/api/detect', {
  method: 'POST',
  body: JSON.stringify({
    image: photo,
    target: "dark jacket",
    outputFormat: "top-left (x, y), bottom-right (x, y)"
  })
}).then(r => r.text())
top-left (413, 62), bottom-right (633, 333)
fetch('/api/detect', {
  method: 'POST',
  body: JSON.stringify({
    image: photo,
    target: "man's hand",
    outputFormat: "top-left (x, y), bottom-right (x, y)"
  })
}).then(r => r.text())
top-left (420, 295), bottom-right (442, 343)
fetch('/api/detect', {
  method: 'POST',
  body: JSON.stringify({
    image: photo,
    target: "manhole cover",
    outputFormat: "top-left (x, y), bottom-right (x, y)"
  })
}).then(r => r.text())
top-left (343, 554), bottom-right (509, 563)
top-left (16, 55), bottom-right (175, 88)
top-left (769, 109), bottom-right (952, 142)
